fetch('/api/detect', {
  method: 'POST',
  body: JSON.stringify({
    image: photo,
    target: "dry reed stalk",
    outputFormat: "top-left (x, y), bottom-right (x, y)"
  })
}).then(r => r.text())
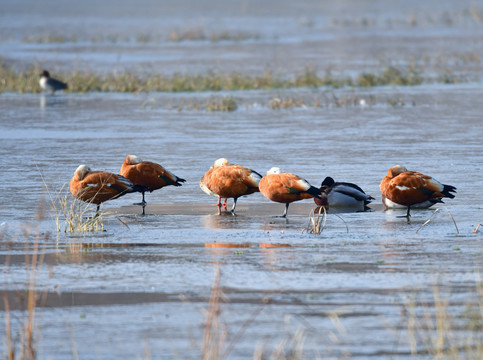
top-left (24, 204), bottom-right (47, 359)
top-left (473, 224), bottom-right (482, 233)
top-left (200, 266), bottom-right (269, 360)
top-left (302, 207), bottom-right (327, 235)
top-left (202, 267), bottom-right (227, 360)
top-left (3, 203), bottom-right (49, 360)
top-left (404, 282), bottom-right (483, 359)
top-left (416, 209), bottom-right (459, 234)
top-left (3, 287), bottom-right (15, 360)
top-left (2, 228), bottom-right (15, 360)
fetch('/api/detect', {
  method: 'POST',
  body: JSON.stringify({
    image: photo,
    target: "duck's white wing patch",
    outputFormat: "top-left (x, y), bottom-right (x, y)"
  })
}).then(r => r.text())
top-left (247, 171), bottom-right (262, 186)
top-left (200, 181), bottom-right (217, 197)
top-left (425, 177), bottom-right (444, 192)
top-left (295, 179), bottom-right (311, 191)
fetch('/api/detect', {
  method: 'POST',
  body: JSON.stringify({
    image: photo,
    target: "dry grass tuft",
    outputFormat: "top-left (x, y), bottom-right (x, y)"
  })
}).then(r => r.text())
top-left (41, 177), bottom-right (105, 233)
top-left (56, 195), bottom-right (105, 233)
top-left (302, 207), bottom-right (327, 235)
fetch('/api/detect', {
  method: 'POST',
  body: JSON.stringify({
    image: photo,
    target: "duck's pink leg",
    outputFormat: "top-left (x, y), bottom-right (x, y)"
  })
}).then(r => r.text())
top-left (222, 198), bottom-right (228, 211)
top-left (211, 196), bottom-right (222, 215)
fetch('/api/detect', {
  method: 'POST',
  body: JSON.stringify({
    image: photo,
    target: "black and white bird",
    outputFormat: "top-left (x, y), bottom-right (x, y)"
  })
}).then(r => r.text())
top-left (39, 70), bottom-right (68, 95)
top-left (314, 176), bottom-right (374, 208)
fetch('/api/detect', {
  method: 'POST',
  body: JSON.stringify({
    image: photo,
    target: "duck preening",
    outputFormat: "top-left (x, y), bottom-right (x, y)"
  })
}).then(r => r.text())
top-left (259, 167), bottom-right (322, 217)
top-left (200, 158), bottom-right (262, 215)
top-left (380, 165), bottom-right (456, 218)
top-left (120, 155), bottom-right (186, 206)
top-left (69, 165), bottom-right (138, 215)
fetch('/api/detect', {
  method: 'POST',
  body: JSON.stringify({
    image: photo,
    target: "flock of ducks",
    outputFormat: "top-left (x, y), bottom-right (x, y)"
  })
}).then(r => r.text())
top-left (69, 156), bottom-right (456, 219)
top-left (44, 70), bottom-right (457, 220)
top-left (47, 69), bottom-right (456, 220)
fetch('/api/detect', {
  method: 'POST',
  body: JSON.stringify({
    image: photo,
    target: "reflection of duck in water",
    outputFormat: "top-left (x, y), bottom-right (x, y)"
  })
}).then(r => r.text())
top-left (380, 165), bottom-right (456, 218)
top-left (201, 213), bottom-right (240, 230)
top-left (259, 167), bottom-right (323, 218)
top-left (120, 155), bottom-right (185, 206)
top-left (200, 158), bottom-right (262, 215)
top-left (314, 176), bottom-right (374, 210)
top-left (69, 165), bottom-right (137, 215)
top-left (39, 70), bottom-right (68, 95)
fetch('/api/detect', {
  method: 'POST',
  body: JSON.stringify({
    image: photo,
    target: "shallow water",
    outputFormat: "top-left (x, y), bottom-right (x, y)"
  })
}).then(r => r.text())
top-left (1, 0), bottom-right (483, 359)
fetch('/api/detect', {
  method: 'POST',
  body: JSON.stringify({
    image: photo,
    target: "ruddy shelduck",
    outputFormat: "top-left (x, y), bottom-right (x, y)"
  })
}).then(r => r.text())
top-left (39, 70), bottom-right (68, 95)
top-left (200, 158), bottom-right (262, 215)
top-left (69, 165), bottom-right (136, 214)
top-left (314, 176), bottom-right (374, 208)
top-left (120, 155), bottom-right (186, 205)
top-left (199, 158), bottom-right (232, 212)
top-left (259, 167), bottom-right (323, 217)
top-left (380, 165), bottom-right (456, 218)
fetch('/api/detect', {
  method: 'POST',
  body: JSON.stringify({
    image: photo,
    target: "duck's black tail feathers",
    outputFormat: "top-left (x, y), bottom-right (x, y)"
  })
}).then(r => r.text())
top-left (175, 176), bottom-right (186, 185)
top-left (305, 185), bottom-right (323, 199)
top-left (442, 184), bottom-right (456, 199)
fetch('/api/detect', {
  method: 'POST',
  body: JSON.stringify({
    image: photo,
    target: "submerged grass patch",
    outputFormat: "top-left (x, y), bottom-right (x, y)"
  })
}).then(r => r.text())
top-left (20, 29), bottom-right (260, 44)
top-left (266, 92), bottom-right (409, 110)
top-left (0, 62), bottom-right (472, 94)
top-left (330, 6), bottom-right (483, 28)
top-left (168, 28), bottom-right (259, 43)
top-left (206, 96), bottom-right (238, 111)
top-left (357, 66), bottom-right (423, 86)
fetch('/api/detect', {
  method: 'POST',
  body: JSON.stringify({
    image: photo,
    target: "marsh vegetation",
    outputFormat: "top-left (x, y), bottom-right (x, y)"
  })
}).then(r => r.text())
top-left (0, 62), bottom-right (475, 94)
